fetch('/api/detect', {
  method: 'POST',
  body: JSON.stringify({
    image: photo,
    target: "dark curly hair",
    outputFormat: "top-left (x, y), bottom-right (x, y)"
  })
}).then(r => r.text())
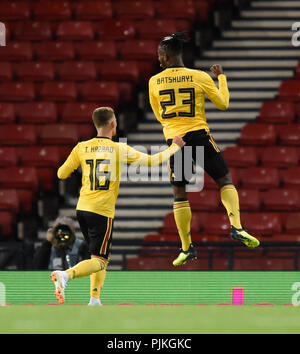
top-left (159, 32), bottom-right (189, 54)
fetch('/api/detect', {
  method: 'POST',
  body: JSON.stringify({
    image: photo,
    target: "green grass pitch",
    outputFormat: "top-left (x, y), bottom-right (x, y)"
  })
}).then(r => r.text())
top-left (1, 305), bottom-right (300, 334)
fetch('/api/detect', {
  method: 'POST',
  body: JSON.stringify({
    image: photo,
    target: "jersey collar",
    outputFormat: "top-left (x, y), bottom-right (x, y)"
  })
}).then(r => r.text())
top-left (166, 65), bottom-right (185, 69)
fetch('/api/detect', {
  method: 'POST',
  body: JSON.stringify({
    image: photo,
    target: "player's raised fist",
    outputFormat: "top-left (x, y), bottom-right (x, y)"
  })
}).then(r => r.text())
top-left (210, 64), bottom-right (224, 77)
top-left (172, 136), bottom-right (186, 148)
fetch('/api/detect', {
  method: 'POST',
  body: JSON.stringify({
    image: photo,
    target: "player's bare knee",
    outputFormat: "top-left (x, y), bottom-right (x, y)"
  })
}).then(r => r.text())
top-left (173, 185), bottom-right (187, 200)
top-left (91, 255), bottom-right (109, 270)
top-left (215, 173), bottom-right (233, 189)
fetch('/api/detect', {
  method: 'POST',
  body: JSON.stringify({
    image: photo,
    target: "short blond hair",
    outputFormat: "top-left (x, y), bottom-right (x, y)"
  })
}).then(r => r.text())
top-left (92, 107), bottom-right (115, 129)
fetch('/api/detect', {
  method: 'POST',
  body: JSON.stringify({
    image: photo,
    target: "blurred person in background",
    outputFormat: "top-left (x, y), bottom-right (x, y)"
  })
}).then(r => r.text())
top-left (33, 216), bottom-right (89, 271)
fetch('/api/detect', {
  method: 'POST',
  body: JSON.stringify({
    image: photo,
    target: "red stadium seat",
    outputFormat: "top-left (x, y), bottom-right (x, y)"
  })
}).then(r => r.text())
top-left (126, 256), bottom-right (205, 270)
top-left (33, 1), bottom-right (71, 20)
top-left (143, 234), bottom-right (180, 243)
top-left (58, 146), bottom-right (73, 161)
top-left (242, 212), bottom-right (282, 236)
top-left (0, 42), bottom-right (32, 61)
top-left (118, 82), bottom-right (134, 104)
top-left (202, 213), bottom-right (230, 235)
top-left (239, 167), bottom-right (280, 189)
top-left (135, 19), bottom-right (177, 40)
top-left (75, 41), bottom-right (116, 60)
top-left (16, 189), bottom-right (34, 214)
top-left (259, 101), bottom-right (295, 124)
top-left (21, 146), bottom-right (61, 168)
top-left (34, 41), bottom-right (75, 61)
top-left (261, 146), bottom-right (298, 167)
top-left (155, 0), bottom-right (196, 20)
top-left (39, 82), bottom-right (77, 102)
top-left (0, 1), bottom-right (30, 20)
top-left (238, 189), bottom-right (261, 211)
top-left (95, 20), bottom-right (136, 41)
top-left (234, 257), bottom-right (294, 271)
top-left (160, 213), bottom-right (177, 234)
top-left (113, 1), bottom-right (155, 20)
top-left (77, 124), bottom-right (96, 141)
top-left (14, 22), bottom-right (52, 41)
top-left (36, 167), bottom-right (56, 192)
top-left (0, 62), bottom-right (12, 81)
top-left (0, 167), bottom-right (39, 192)
top-left (284, 213), bottom-right (300, 234)
top-left (188, 190), bottom-right (220, 211)
top-left (56, 61), bottom-right (97, 81)
top-left (238, 123), bottom-right (276, 146)
top-left (0, 124), bottom-right (36, 146)
top-left (212, 257), bottom-right (230, 271)
top-left (141, 235), bottom-right (179, 257)
top-left (296, 104), bottom-right (300, 121)
top-left (61, 102), bottom-right (99, 123)
top-left (0, 211), bottom-right (15, 237)
top-left (56, 21), bottom-right (94, 41)
top-left (0, 103), bottom-right (14, 124)
top-left (0, 82), bottom-right (35, 101)
top-left (277, 124), bottom-right (300, 146)
top-left (137, 61), bottom-right (155, 82)
top-left (75, 1), bottom-right (113, 20)
top-left (38, 124), bottom-right (79, 145)
top-left (15, 62), bottom-right (54, 81)
top-left (278, 80), bottom-right (300, 102)
top-left (16, 102), bottom-right (57, 124)
top-left (271, 233), bottom-right (300, 242)
top-left (194, 0), bottom-right (211, 23)
top-left (97, 61), bottom-right (140, 84)
top-left (161, 212), bottom-right (201, 234)
top-left (78, 81), bottom-right (119, 105)
top-left (281, 167), bottom-right (300, 188)
top-left (117, 40), bottom-right (158, 61)
top-left (204, 168), bottom-right (239, 189)
top-left (144, 233), bottom-right (226, 244)
top-left (223, 146), bottom-right (258, 167)
top-left (296, 61), bottom-right (300, 79)
top-left (0, 147), bottom-right (18, 167)
top-left (263, 189), bottom-right (300, 211)
top-left (0, 189), bottom-right (19, 214)
top-left (203, 172), bottom-right (217, 189)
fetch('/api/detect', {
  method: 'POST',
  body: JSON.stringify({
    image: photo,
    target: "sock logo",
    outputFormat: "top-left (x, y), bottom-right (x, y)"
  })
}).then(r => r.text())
top-left (93, 288), bottom-right (98, 292)
top-left (229, 212), bottom-right (234, 217)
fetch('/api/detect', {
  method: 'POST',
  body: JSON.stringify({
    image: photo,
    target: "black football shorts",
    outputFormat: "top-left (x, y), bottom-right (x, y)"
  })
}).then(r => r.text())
top-left (76, 210), bottom-right (113, 259)
top-left (167, 129), bottom-right (229, 187)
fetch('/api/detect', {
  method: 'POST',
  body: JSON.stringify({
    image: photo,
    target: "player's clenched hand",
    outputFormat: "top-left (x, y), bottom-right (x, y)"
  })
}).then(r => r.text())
top-left (172, 136), bottom-right (186, 148)
top-left (210, 64), bottom-right (224, 77)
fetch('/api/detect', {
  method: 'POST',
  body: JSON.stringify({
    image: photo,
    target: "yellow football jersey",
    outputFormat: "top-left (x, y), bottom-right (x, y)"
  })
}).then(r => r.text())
top-left (57, 137), bottom-right (179, 218)
top-left (149, 67), bottom-right (230, 140)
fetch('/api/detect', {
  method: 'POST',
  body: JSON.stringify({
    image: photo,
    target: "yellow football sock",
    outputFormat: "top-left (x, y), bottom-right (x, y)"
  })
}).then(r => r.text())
top-left (220, 184), bottom-right (242, 229)
top-left (66, 257), bottom-right (107, 281)
top-left (173, 200), bottom-right (192, 252)
top-left (90, 269), bottom-right (107, 299)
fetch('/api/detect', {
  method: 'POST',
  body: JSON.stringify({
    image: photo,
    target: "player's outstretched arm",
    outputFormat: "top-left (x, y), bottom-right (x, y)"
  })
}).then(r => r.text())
top-left (200, 64), bottom-right (229, 111)
top-left (57, 144), bottom-right (80, 179)
top-left (126, 136), bottom-right (185, 167)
